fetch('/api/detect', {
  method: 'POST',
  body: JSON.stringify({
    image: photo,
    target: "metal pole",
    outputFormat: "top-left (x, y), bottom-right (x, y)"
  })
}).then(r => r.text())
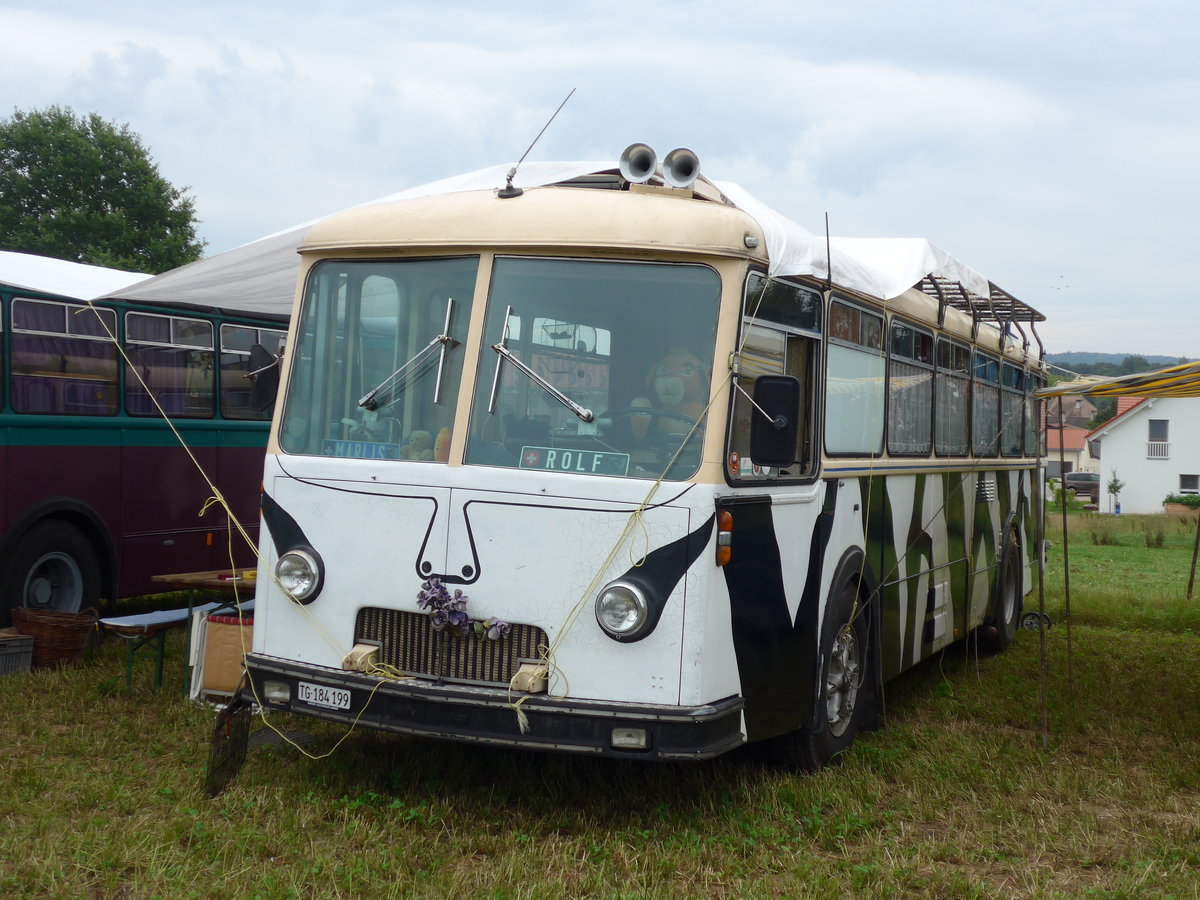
top-left (1037, 398), bottom-right (1049, 752)
top-left (1056, 403), bottom-right (1073, 695)
top-left (1188, 511), bottom-right (1200, 600)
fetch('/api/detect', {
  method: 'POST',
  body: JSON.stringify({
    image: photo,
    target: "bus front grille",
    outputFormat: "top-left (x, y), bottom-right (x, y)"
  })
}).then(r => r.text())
top-left (354, 607), bottom-right (549, 687)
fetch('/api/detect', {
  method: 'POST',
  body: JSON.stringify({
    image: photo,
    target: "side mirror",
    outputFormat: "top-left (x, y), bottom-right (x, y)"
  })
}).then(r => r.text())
top-left (247, 343), bottom-right (281, 413)
top-left (749, 375), bottom-right (800, 467)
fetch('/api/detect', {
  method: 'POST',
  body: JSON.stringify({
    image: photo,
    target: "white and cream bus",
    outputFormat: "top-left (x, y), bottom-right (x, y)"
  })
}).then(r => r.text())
top-left (241, 147), bottom-right (1045, 769)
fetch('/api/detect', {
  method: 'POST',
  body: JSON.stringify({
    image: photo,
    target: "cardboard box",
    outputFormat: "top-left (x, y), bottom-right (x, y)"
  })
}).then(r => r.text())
top-left (200, 615), bottom-right (254, 695)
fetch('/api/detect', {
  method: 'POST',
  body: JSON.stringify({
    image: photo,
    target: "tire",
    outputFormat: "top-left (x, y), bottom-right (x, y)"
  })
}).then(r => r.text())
top-left (981, 528), bottom-right (1022, 652)
top-left (0, 521), bottom-right (102, 626)
top-left (764, 579), bottom-right (869, 771)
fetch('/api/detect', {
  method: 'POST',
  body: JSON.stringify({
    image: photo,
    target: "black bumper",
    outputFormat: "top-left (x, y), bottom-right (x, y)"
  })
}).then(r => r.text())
top-left (243, 654), bottom-right (745, 761)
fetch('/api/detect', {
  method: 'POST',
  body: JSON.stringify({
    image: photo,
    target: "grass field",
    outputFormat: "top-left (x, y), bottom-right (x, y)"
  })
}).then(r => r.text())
top-left (1, 512), bottom-right (1198, 899)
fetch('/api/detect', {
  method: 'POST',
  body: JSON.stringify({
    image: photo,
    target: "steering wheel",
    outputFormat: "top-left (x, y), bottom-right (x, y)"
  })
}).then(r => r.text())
top-left (598, 407), bottom-right (698, 432)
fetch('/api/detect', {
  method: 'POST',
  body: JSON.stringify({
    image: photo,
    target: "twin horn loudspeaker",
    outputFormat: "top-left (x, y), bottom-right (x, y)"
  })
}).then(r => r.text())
top-left (619, 143), bottom-right (700, 190)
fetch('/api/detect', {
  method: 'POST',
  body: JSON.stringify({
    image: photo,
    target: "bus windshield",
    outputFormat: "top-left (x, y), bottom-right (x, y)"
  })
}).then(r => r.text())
top-left (466, 257), bottom-right (721, 481)
top-left (281, 256), bottom-right (480, 460)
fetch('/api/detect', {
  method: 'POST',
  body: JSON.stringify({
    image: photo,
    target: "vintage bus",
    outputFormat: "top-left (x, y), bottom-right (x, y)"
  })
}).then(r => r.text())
top-left (240, 149), bottom-right (1046, 769)
top-left (0, 254), bottom-right (286, 625)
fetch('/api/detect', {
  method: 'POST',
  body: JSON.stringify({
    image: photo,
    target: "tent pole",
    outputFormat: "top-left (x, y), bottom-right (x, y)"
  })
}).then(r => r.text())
top-left (1037, 398), bottom-right (1049, 752)
top-left (1057, 404), bottom-right (1073, 695)
top-left (1188, 511), bottom-right (1200, 600)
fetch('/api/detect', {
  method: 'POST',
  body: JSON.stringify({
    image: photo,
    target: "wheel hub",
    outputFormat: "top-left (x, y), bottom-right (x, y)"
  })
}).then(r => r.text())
top-left (825, 625), bottom-right (861, 737)
top-left (23, 552), bottom-right (84, 612)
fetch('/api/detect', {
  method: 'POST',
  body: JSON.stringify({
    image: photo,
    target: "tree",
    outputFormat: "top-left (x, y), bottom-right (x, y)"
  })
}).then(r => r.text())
top-left (0, 105), bottom-right (205, 273)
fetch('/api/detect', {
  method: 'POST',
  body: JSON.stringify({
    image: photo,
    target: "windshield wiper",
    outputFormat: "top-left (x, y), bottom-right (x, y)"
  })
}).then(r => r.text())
top-left (488, 305), bottom-right (593, 423)
top-left (358, 297), bottom-right (458, 411)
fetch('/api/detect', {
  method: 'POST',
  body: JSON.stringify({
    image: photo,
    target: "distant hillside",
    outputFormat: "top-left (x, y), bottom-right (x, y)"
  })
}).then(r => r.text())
top-left (1047, 352), bottom-right (1191, 367)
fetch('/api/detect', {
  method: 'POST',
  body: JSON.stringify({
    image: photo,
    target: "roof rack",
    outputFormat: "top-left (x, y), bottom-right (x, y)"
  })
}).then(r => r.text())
top-left (918, 275), bottom-right (1046, 361)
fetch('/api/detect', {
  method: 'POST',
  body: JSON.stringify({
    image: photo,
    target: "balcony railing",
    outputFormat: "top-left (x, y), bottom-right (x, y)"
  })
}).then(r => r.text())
top-left (1147, 441), bottom-right (1170, 459)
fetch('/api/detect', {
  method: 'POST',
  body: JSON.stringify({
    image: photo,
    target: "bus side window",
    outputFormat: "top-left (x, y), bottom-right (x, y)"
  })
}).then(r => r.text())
top-left (221, 324), bottom-right (287, 419)
top-left (826, 299), bottom-right (884, 456)
top-left (728, 274), bottom-right (819, 480)
top-left (125, 312), bottom-right (215, 419)
top-left (10, 298), bottom-right (119, 416)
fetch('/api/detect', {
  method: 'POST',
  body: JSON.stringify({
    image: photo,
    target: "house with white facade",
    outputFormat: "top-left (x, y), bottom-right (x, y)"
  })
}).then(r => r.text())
top-left (1087, 396), bottom-right (1200, 513)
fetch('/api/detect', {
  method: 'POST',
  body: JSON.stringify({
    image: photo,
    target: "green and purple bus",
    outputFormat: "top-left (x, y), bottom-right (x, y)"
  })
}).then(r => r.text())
top-left (0, 256), bottom-right (286, 625)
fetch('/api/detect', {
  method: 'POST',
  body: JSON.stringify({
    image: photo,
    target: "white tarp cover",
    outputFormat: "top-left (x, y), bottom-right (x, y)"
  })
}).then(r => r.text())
top-left (104, 161), bottom-right (1002, 318)
top-left (0, 250), bottom-right (151, 301)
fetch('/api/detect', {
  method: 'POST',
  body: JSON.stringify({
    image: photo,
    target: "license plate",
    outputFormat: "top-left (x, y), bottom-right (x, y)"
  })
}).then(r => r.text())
top-left (297, 681), bottom-right (351, 710)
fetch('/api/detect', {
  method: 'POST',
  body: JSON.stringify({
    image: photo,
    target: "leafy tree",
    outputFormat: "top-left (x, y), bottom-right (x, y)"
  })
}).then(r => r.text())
top-left (1086, 396), bottom-right (1116, 429)
top-left (0, 105), bottom-right (205, 273)
top-left (1119, 354), bottom-right (1150, 375)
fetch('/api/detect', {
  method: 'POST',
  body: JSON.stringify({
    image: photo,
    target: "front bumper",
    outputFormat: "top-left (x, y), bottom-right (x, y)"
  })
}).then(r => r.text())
top-left (243, 654), bottom-right (745, 760)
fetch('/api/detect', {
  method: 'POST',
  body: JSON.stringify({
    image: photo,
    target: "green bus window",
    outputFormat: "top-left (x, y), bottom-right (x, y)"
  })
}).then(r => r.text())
top-left (125, 312), bottom-right (215, 419)
top-left (10, 298), bottom-right (118, 416)
top-left (221, 324), bottom-right (286, 420)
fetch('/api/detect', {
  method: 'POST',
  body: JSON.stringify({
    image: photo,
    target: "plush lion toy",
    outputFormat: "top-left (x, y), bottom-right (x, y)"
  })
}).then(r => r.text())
top-left (631, 347), bottom-right (708, 436)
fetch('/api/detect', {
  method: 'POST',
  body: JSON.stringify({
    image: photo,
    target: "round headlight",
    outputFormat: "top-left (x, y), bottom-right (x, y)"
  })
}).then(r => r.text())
top-left (275, 548), bottom-right (321, 603)
top-left (595, 581), bottom-right (649, 640)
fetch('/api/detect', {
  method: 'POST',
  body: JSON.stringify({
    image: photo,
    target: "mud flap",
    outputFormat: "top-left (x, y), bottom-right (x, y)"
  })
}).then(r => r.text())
top-left (204, 684), bottom-right (252, 798)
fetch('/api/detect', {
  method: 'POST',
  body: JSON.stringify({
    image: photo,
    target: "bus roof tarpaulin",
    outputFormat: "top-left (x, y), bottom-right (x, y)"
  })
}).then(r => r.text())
top-left (0, 250), bottom-right (151, 301)
top-left (103, 159), bottom-right (1014, 320)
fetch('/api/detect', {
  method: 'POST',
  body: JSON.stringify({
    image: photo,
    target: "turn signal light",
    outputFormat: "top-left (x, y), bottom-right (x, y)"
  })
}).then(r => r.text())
top-left (716, 510), bottom-right (733, 566)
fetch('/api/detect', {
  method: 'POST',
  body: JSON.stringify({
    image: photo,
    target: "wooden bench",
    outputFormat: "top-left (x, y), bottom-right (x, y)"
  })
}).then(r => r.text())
top-left (100, 570), bottom-right (255, 691)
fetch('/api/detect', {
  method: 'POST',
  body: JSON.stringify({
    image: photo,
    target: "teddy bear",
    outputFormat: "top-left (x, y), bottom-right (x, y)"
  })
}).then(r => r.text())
top-left (401, 430), bottom-right (434, 460)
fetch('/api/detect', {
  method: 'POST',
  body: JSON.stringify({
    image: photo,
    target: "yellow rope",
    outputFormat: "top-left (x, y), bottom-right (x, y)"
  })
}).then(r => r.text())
top-left (80, 303), bottom-right (372, 757)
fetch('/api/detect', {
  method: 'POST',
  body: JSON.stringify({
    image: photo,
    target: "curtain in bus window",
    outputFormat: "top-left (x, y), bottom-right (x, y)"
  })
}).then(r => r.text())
top-left (887, 359), bottom-right (932, 455)
top-left (125, 346), bottom-right (215, 417)
top-left (1001, 390), bottom-right (1024, 456)
top-left (10, 332), bottom-right (118, 415)
top-left (826, 344), bottom-right (884, 455)
top-left (935, 373), bottom-right (969, 455)
top-left (972, 382), bottom-right (999, 454)
top-left (125, 315), bottom-right (215, 418)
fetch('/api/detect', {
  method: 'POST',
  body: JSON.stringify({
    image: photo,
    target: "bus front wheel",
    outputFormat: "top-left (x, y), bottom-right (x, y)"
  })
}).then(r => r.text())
top-left (1, 521), bottom-right (102, 625)
top-left (765, 580), bottom-right (869, 771)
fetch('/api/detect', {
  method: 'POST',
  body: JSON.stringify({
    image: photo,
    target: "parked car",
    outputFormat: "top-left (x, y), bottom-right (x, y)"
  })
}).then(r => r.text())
top-left (1063, 471), bottom-right (1100, 502)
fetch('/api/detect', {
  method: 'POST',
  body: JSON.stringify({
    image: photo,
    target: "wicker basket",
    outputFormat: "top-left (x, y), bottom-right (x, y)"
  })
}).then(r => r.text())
top-left (10, 607), bottom-right (99, 669)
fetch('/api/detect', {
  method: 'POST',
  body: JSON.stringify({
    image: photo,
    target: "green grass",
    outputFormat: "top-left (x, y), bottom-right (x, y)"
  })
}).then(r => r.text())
top-left (2, 520), bottom-right (1199, 899)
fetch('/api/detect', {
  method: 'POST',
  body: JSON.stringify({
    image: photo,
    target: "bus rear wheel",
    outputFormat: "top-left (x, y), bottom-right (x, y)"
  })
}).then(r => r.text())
top-left (981, 529), bottom-right (1022, 652)
top-left (1, 521), bottom-right (101, 625)
top-left (764, 580), bottom-right (868, 771)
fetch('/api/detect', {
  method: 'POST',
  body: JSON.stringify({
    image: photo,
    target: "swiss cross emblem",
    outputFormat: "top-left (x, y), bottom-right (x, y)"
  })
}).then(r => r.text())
top-left (522, 449), bottom-right (543, 467)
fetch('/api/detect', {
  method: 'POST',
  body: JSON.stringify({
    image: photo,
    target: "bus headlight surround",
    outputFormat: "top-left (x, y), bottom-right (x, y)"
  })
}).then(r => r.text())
top-left (595, 580), bottom-right (651, 642)
top-left (275, 547), bottom-right (323, 604)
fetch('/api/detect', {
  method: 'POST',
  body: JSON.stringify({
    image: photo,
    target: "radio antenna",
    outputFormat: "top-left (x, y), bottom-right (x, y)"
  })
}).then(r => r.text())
top-left (498, 88), bottom-right (576, 199)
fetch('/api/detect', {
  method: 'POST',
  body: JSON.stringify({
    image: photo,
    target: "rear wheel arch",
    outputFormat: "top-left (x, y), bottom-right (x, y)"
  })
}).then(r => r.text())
top-left (0, 500), bottom-right (118, 616)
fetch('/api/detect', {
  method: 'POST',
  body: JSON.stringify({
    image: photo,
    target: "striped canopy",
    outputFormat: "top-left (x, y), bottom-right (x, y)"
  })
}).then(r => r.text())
top-left (1038, 360), bottom-right (1200, 399)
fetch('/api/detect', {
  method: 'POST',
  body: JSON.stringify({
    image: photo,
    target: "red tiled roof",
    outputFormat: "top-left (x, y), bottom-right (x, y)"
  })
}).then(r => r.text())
top-left (1044, 424), bottom-right (1089, 451)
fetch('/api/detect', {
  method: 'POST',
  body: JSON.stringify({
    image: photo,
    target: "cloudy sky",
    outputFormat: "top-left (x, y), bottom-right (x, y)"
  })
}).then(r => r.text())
top-left (3, 1), bottom-right (1198, 358)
